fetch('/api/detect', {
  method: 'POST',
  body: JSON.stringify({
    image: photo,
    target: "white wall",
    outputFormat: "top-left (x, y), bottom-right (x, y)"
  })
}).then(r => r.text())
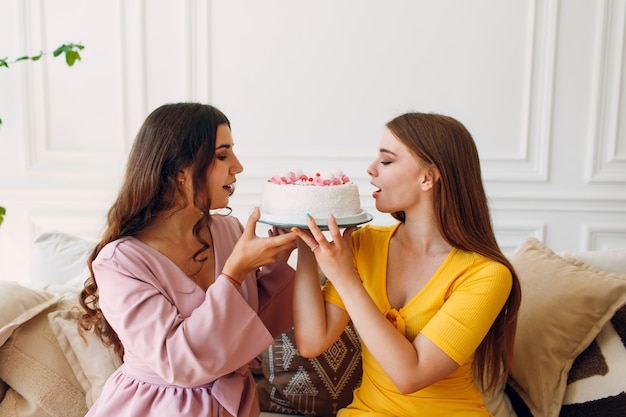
top-left (1, 0), bottom-right (625, 284)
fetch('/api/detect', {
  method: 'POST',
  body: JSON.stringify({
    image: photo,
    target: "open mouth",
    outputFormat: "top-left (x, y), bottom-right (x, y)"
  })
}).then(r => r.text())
top-left (224, 182), bottom-right (236, 196)
top-left (371, 183), bottom-right (381, 197)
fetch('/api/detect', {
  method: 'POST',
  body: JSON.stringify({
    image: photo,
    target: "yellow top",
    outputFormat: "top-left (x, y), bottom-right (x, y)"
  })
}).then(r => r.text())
top-left (323, 224), bottom-right (512, 417)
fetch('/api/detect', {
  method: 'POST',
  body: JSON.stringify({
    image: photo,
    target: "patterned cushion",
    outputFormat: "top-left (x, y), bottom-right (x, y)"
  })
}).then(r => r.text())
top-left (559, 304), bottom-right (626, 416)
top-left (258, 324), bottom-right (362, 416)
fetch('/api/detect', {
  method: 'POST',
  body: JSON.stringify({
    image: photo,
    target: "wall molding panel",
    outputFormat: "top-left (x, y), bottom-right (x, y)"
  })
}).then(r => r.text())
top-left (19, 0), bottom-right (130, 180)
top-left (583, 223), bottom-right (626, 250)
top-left (491, 195), bottom-right (626, 213)
top-left (587, 0), bottom-right (626, 183)
top-left (186, 0), bottom-right (212, 103)
top-left (493, 223), bottom-right (546, 254)
top-left (1, 0), bottom-right (625, 285)
top-left (121, 0), bottom-right (148, 148)
top-left (19, 0), bottom-right (47, 173)
top-left (481, 0), bottom-right (558, 183)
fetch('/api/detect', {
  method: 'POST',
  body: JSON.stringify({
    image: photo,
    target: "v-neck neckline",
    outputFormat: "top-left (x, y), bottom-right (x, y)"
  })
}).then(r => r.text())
top-left (381, 225), bottom-right (456, 313)
top-left (129, 234), bottom-right (218, 290)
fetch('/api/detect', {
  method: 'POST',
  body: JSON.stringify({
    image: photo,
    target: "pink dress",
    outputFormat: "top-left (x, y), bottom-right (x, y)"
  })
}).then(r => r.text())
top-left (85, 215), bottom-right (295, 417)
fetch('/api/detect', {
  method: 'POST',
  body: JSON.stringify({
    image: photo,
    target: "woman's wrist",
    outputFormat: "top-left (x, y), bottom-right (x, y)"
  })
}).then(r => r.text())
top-left (222, 272), bottom-right (241, 288)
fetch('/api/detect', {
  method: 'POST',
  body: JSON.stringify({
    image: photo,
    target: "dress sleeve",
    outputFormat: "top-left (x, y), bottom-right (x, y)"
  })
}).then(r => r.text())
top-left (93, 250), bottom-right (275, 387)
top-left (421, 260), bottom-right (512, 365)
top-left (211, 214), bottom-right (294, 336)
top-left (256, 260), bottom-right (295, 336)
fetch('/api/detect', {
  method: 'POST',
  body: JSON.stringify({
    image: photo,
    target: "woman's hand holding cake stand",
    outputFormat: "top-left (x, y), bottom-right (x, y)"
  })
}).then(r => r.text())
top-left (222, 207), bottom-right (298, 282)
top-left (267, 222), bottom-right (297, 263)
top-left (290, 213), bottom-right (360, 292)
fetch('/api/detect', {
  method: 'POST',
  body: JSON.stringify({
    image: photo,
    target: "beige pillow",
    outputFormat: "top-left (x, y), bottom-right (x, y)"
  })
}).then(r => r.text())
top-left (0, 306), bottom-right (87, 417)
top-left (48, 309), bottom-right (122, 407)
top-left (508, 238), bottom-right (626, 417)
top-left (481, 383), bottom-right (517, 417)
top-left (0, 378), bottom-right (7, 402)
top-left (0, 387), bottom-right (52, 417)
top-left (0, 281), bottom-right (58, 346)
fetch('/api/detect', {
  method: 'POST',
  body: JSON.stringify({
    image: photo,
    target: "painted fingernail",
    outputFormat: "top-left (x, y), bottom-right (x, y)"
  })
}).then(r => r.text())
top-left (306, 213), bottom-right (311, 218)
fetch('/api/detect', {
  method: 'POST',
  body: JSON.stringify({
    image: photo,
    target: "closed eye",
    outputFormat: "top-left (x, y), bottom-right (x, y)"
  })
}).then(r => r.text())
top-left (216, 143), bottom-right (233, 161)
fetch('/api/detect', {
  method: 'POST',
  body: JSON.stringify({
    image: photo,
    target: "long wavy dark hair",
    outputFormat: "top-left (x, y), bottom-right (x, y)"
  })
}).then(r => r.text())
top-left (386, 112), bottom-right (521, 393)
top-left (78, 102), bottom-right (231, 360)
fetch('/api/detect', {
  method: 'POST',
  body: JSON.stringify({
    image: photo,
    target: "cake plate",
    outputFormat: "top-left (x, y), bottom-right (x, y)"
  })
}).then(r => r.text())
top-left (258, 212), bottom-right (373, 231)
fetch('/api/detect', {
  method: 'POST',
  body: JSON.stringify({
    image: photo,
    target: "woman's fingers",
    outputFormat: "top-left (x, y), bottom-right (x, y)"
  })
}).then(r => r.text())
top-left (243, 207), bottom-right (297, 246)
top-left (342, 226), bottom-right (357, 244)
top-left (326, 215), bottom-right (343, 243)
top-left (242, 207), bottom-right (261, 239)
top-left (269, 225), bottom-right (291, 237)
top-left (293, 215), bottom-right (356, 252)
top-left (305, 214), bottom-right (329, 248)
top-left (270, 229), bottom-right (298, 245)
top-left (290, 228), bottom-right (315, 246)
top-left (244, 207), bottom-right (297, 254)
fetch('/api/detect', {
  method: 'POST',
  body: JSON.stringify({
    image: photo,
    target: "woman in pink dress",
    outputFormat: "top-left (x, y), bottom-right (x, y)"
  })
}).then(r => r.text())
top-left (79, 102), bottom-right (299, 416)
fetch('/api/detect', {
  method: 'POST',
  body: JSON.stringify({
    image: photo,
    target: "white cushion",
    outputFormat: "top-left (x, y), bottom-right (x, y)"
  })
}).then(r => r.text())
top-left (30, 232), bottom-right (94, 286)
top-left (565, 248), bottom-right (626, 274)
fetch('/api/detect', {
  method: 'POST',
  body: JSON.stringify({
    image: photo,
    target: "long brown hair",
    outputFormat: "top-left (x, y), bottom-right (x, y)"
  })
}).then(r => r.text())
top-left (386, 112), bottom-right (521, 393)
top-left (79, 103), bottom-right (231, 359)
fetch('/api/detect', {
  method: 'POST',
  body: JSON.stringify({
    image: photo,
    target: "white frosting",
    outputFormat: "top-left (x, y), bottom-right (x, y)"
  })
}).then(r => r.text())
top-left (259, 181), bottom-right (365, 225)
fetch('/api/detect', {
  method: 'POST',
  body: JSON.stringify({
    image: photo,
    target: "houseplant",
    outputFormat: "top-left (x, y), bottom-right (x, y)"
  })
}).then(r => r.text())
top-left (0, 43), bottom-right (84, 225)
top-left (1, 43), bottom-right (84, 125)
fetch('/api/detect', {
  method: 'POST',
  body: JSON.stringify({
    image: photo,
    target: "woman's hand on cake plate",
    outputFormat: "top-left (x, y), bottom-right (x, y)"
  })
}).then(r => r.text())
top-left (268, 225), bottom-right (297, 263)
top-left (222, 207), bottom-right (298, 282)
top-left (291, 214), bottom-right (359, 289)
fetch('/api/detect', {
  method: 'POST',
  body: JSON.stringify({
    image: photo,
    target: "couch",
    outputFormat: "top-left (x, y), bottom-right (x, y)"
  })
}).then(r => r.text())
top-left (0, 231), bottom-right (625, 417)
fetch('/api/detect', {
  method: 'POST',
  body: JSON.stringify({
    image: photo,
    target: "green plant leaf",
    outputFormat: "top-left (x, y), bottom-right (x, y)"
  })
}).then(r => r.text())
top-left (2, 44), bottom-right (83, 69)
top-left (1, 43), bottom-right (84, 126)
top-left (52, 45), bottom-right (64, 57)
top-left (0, 206), bottom-right (5, 227)
top-left (65, 50), bottom-right (80, 66)
top-left (51, 44), bottom-right (84, 66)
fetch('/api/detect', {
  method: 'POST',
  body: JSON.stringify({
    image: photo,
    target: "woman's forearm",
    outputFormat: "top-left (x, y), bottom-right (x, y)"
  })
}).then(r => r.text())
top-left (292, 240), bottom-right (334, 356)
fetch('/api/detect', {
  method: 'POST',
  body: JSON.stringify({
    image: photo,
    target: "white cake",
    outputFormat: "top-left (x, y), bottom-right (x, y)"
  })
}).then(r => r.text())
top-left (259, 169), bottom-right (370, 227)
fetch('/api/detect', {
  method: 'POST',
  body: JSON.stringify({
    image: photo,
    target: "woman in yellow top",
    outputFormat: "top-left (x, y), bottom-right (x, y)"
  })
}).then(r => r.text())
top-left (290, 112), bottom-right (522, 416)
